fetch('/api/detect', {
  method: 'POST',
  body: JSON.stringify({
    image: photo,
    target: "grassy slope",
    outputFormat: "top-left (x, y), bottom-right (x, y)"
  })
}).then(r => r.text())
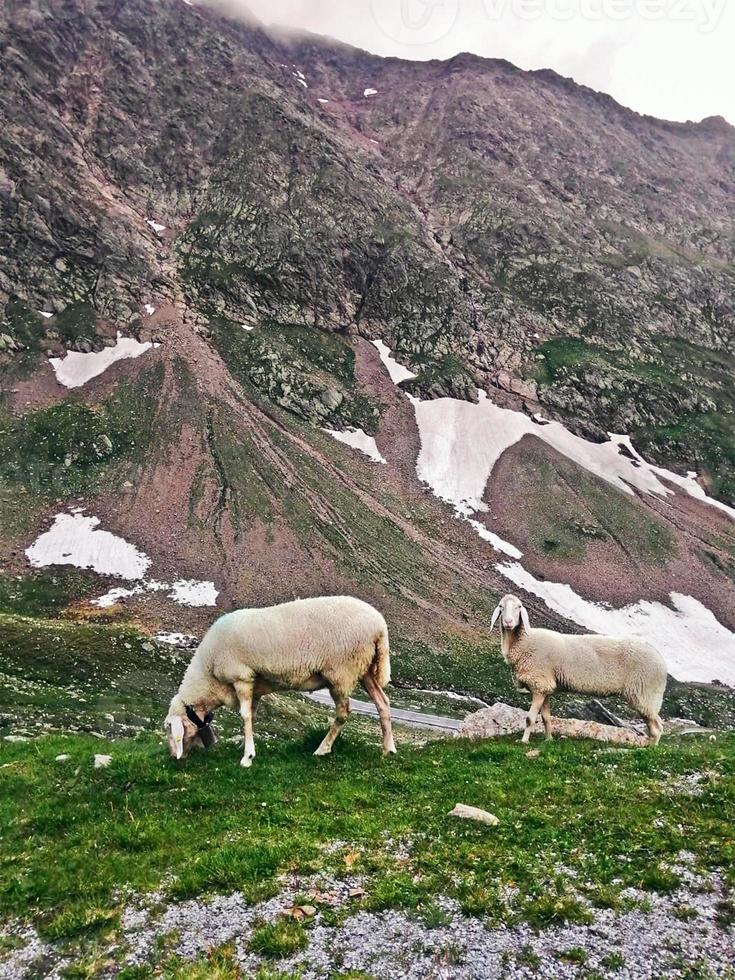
top-left (1, 728), bottom-right (733, 946)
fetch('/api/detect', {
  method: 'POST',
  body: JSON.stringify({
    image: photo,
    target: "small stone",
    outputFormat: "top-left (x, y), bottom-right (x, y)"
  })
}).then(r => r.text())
top-left (3, 734), bottom-right (29, 743)
top-left (55, 754), bottom-right (70, 762)
top-left (448, 803), bottom-right (499, 826)
top-left (319, 387), bottom-right (343, 411)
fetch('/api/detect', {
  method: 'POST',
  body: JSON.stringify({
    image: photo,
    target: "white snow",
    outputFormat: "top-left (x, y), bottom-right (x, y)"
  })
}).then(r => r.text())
top-left (497, 561), bottom-right (735, 686)
top-left (167, 580), bottom-right (219, 607)
top-left (318, 98), bottom-right (329, 104)
top-left (292, 69), bottom-right (308, 88)
top-left (146, 219), bottom-right (166, 233)
top-left (27, 512), bottom-right (219, 608)
top-left (466, 518), bottom-right (523, 560)
top-left (144, 304), bottom-right (156, 316)
top-left (325, 427), bottom-right (386, 464)
top-left (92, 586), bottom-right (144, 608)
top-left (49, 332), bottom-right (155, 389)
top-left (371, 339), bottom-right (417, 385)
top-left (241, 324), bottom-right (254, 332)
top-left (413, 390), bottom-right (735, 522)
top-left (26, 513), bottom-right (151, 580)
top-left (364, 88), bottom-right (378, 97)
top-left (156, 632), bottom-right (198, 647)
top-left (39, 311), bottom-right (54, 319)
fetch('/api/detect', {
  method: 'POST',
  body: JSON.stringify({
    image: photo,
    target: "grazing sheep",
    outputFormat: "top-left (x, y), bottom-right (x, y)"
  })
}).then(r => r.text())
top-left (490, 594), bottom-right (667, 745)
top-left (165, 595), bottom-right (396, 766)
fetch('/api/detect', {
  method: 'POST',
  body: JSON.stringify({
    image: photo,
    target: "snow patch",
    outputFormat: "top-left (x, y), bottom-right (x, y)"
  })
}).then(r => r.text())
top-left (146, 219), bottom-right (166, 233)
top-left (466, 518), bottom-right (523, 560)
top-left (27, 513), bottom-right (219, 608)
top-left (317, 98), bottom-right (329, 104)
top-left (497, 561), bottom-right (735, 686)
top-left (371, 339), bottom-right (417, 385)
top-left (241, 324), bottom-right (254, 332)
top-left (26, 513), bottom-right (151, 580)
top-left (413, 390), bottom-right (734, 522)
top-left (325, 427), bottom-right (386, 464)
top-left (143, 304), bottom-right (156, 316)
top-left (167, 580), bottom-right (219, 608)
top-left (39, 311), bottom-right (53, 319)
top-left (156, 633), bottom-right (198, 647)
top-left (93, 586), bottom-right (144, 608)
top-left (49, 333), bottom-right (155, 389)
top-left (364, 88), bottom-right (378, 97)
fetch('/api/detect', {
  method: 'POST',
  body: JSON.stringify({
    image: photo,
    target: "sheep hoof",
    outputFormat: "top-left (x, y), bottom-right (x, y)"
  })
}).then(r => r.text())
top-left (313, 744), bottom-right (332, 756)
top-left (383, 745), bottom-right (397, 756)
top-left (240, 754), bottom-right (255, 768)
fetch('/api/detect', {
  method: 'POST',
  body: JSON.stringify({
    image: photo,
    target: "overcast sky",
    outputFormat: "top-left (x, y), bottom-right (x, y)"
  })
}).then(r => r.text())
top-left (228, 0), bottom-right (733, 124)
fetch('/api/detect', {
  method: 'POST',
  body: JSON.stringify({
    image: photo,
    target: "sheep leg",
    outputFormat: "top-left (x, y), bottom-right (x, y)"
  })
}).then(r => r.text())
top-left (522, 692), bottom-right (546, 743)
top-left (234, 679), bottom-right (257, 768)
top-left (645, 714), bottom-right (663, 747)
top-left (361, 671), bottom-right (397, 755)
top-left (541, 696), bottom-right (554, 740)
top-left (314, 689), bottom-right (351, 756)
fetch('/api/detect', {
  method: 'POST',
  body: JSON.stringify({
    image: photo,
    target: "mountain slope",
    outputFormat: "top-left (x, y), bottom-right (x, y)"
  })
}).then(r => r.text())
top-left (1, 0), bottom-right (734, 698)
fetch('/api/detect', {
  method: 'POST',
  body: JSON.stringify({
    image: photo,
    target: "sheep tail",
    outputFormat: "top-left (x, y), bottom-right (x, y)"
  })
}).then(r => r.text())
top-left (371, 628), bottom-right (391, 689)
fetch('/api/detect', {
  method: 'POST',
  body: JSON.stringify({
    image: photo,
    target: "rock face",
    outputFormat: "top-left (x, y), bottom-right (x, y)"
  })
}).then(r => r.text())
top-left (458, 703), bottom-right (648, 746)
top-left (1, 0), bottom-right (735, 671)
top-left (0, 0), bottom-right (733, 501)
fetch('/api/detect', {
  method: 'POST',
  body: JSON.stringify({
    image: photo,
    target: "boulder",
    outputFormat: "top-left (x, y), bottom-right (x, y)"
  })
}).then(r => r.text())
top-left (458, 702), bottom-right (648, 746)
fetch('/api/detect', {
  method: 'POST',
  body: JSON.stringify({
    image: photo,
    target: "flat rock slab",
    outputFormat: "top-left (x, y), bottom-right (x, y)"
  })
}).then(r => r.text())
top-left (448, 803), bottom-right (499, 825)
top-left (459, 702), bottom-right (648, 746)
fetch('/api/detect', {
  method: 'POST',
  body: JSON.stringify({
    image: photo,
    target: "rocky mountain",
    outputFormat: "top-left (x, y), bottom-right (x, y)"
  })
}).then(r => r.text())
top-left (1, 0), bottom-right (735, 701)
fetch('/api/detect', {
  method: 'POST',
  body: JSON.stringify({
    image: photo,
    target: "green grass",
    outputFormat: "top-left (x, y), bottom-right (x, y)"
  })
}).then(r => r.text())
top-left (1, 728), bottom-right (733, 940)
top-left (249, 920), bottom-right (308, 958)
top-left (508, 449), bottom-right (676, 565)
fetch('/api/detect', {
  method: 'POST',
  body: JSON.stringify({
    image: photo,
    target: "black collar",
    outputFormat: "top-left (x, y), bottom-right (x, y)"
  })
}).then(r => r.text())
top-left (185, 705), bottom-right (215, 748)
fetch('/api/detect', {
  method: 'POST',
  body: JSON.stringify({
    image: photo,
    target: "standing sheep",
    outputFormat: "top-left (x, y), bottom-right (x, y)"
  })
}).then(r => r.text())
top-left (490, 594), bottom-right (667, 745)
top-left (165, 595), bottom-right (396, 766)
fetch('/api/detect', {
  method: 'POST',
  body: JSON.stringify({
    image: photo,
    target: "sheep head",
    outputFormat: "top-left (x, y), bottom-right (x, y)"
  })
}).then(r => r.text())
top-left (491, 594), bottom-right (530, 633)
top-left (164, 707), bottom-right (216, 759)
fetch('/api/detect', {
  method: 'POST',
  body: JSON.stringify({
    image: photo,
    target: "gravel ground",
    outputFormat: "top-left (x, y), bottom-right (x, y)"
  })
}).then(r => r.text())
top-left (2, 865), bottom-right (733, 979)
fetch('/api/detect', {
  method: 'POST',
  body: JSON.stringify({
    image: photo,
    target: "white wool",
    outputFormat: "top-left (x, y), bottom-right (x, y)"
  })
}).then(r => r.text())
top-left (497, 563), bottom-right (735, 687)
top-left (325, 427), bottom-right (386, 464)
top-left (168, 596), bottom-right (395, 762)
top-left (49, 333), bottom-right (155, 389)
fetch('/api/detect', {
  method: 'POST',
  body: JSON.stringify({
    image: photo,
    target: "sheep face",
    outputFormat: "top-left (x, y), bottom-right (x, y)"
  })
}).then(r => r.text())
top-left (165, 713), bottom-right (207, 759)
top-left (491, 594), bottom-right (530, 632)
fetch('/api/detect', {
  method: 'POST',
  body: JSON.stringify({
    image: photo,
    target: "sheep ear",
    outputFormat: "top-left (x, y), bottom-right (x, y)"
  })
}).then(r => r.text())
top-left (167, 715), bottom-right (185, 759)
top-left (520, 605), bottom-right (531, 632)
top-left (490, 605), bottom-right (501, 631)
